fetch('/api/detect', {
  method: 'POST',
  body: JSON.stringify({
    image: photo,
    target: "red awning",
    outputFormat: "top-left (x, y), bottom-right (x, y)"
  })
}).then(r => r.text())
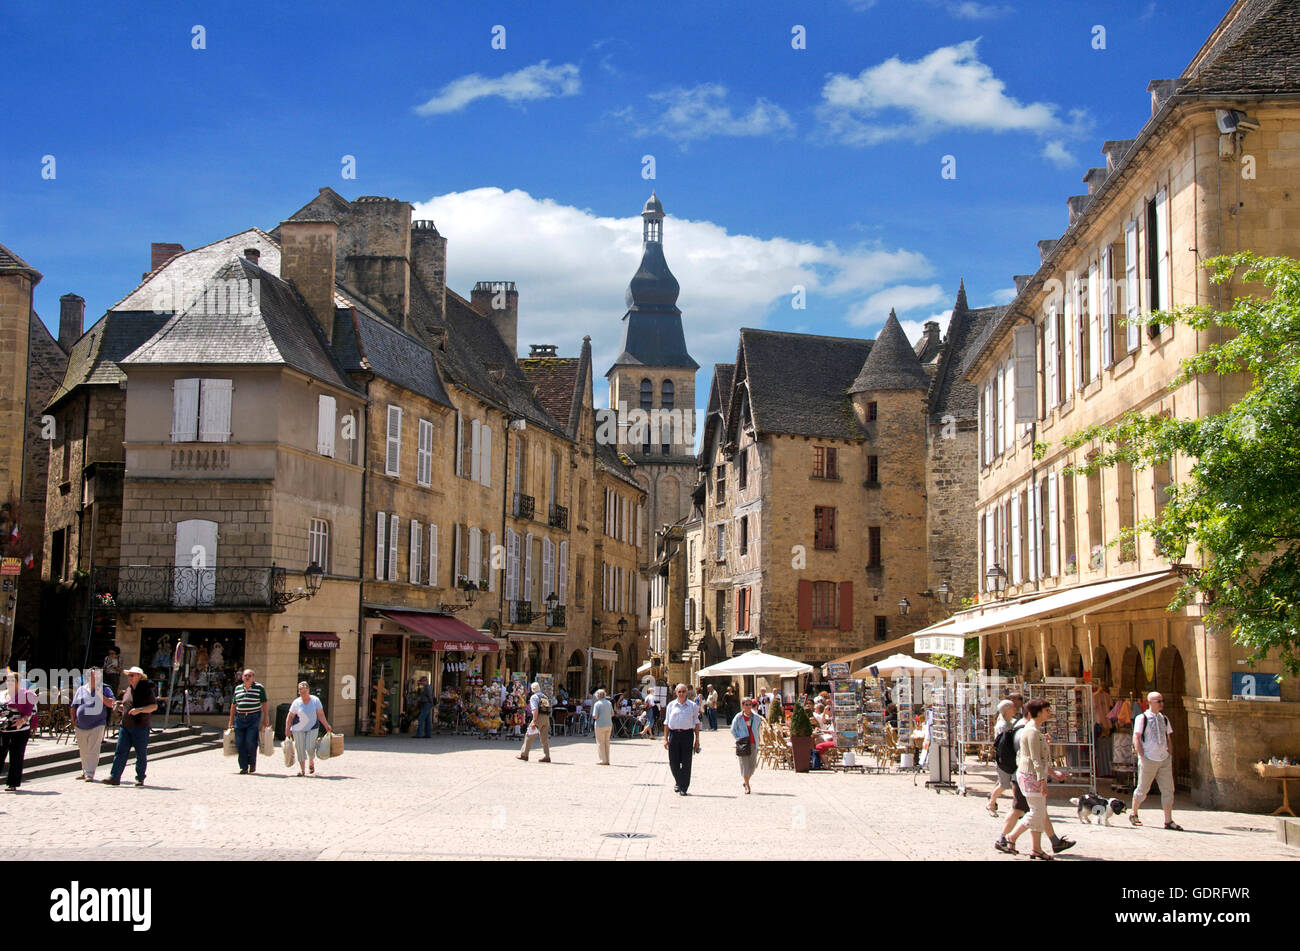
top-left (381, 612), bottom-right (500, 653)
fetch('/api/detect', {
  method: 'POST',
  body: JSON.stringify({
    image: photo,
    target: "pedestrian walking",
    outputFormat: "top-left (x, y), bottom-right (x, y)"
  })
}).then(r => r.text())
top-left (639, 691), bottom-right (656, 739)
top-left (994, 694), bottom-right (1075, 855)
top-left (986, 698), bottom-right (1016, 816)
top-left (592, 688), bottom-right (614, 765)
top-left (517, 682), bottom-right (552, 762)
top-left (1005, 698), bottom-right (1055, 859)
top-left (731, 697), bottom-right (762, 794)
top-left (705, 683), bottom-right (719, 731)
top-left (414, 676), bottom-right (434, 738)
top-left (285, 682), bottom-right (332, 776)
top-left (228, 669), bottom-right (269, 775)
top-left (0, 669), bottom-right (38, 791)
top-left (71, 668), bottom-right (115, 782)
top-left (663, 683), bottom-right (701, 795)
top-left (104, 666), bottom-right (156, 787)
top-left (1131, 691), bottom-right (1183, 830)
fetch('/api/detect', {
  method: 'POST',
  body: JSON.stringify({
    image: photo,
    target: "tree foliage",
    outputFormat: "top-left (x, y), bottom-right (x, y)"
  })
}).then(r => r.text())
top-left (1062, 253), bottom-right (1300, 676)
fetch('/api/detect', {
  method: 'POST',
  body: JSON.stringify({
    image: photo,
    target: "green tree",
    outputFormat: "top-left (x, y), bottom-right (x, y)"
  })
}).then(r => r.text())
top-left (1062, 253), bottom-right (1300, 676)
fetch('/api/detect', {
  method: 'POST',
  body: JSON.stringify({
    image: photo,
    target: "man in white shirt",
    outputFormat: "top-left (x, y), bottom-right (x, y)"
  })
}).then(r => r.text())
top-left (591, 689), bottom-right (614, 765)
top-left (705, 684), bottom-right (719, 731)
top-left (662, 683), bottom-right (701, 795)
top-left (516, 682), bottom-right (552, 763)
top-left (1132, 692), bottom-right (1181, 830)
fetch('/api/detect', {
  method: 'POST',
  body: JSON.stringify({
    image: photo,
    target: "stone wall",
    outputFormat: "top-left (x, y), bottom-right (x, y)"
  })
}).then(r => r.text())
top-left (927, 418), bottom-right (979, 603)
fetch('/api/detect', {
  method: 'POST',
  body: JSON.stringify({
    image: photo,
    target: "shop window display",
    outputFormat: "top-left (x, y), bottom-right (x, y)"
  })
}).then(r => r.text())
top-left (141, 628), bottom-right (244, 716)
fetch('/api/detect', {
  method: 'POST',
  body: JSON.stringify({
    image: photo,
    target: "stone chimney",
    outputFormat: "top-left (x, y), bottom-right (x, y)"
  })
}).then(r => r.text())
top-left (243, 248), bottom-right (260, 266)
top-left (471, 281), bottom-right (519, 356)
top-left (1102, 139), bottom-right (1136, 172)
top-left (58, 293), bottom-right (84, 353)
top-left (1147, 79), bottom-right (1184, 116)
top-left (1013, 274), bottom-right (1033, 294)
top-left (1067, 195), bottom-right (1091, 226)
top-left (921, 321), bottom-right (941, 350)
top-left (529, 343), bottom-right (558, 358)
top-left (340, 196), bottom-right (412, 328)
top-left (1082, 167), bottom-right (1108, 195)
top-left (279, 218), bottom-right (338, 345)
top-left (410, 220), bottom-right (447, 322)
top-left (145, 242), bottom-right (184, 280)
top-left (1037, 239), bottom-right (1058, 264)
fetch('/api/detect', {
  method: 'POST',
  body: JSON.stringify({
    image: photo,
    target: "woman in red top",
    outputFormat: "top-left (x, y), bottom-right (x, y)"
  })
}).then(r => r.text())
top-left (730, 697), bottom-right (763, 794)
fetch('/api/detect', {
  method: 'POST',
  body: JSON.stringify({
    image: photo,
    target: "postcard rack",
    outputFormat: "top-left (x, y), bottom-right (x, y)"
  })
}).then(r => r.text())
top-left (1024, 681), bottom-right (1097, 794)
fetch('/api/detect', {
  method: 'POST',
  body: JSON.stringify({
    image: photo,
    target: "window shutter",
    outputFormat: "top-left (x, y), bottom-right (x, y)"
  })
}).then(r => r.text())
top-left (1155, 187), bottom-right (1171, 311)
top-left (455, 410), bottom-right (464, 477)
top-left (172, 378), bottom-right (200, 442)
top-left (480, 425), bottom-right (492, 487)
top-left (558, 540), bottom-right (567, 605)
top-left (1125, 221), bottom-right (1141, 352)
top-left (1087, 264), bottom-right (1100, 383)
top-left (388, 515), bottom-right (399, 581)
top-left (469, 527), bottom-right (481, 585)
top-left (1044, 306), bottom-right (1058, 409)
top-left (385, 405), bottom-right (402, 477)
top-left (797, 579), bottom-right (813, 631)
top-left (523, 533), bottom-right (534, 604)
top-left (470, 419), bottom-right (481, 483)
top-left (542, 538), bottom-right (554, 600)
top-left (429, 524), bottom-right (438, 586)
top-left (199, 379), bottom-right (232, 442)
top-left (1047, 472), bottom-right (1059, 576)
top-left (838, 581), bottom-right (853, 632)
top-left (317, 394), bottom-right (337, 457)
top-left (1010, 493), bottom-right (1022, 584)
top-left (489, 531), bottom-right (498, 591)
top-left (1099, 249), bottom-right (1113, 369)
top-left (1013, 325), bottom-right (1036, 423)
top-left (417, 419), bottom-right (432, 486)
top-left (984, 510), bottom-right (996, 588)
top-left (505, 529), bottom-right (518, 601)
top-left (981, 384), bottom-right (992, 463)
top-left (410, 520), bottom-right (421, 583)
top-left (376, 512), bottom-right (387, 580)
top-left (736, 589), bottom-right (745, 633)
top-left (1002, 360), bottom-right (1014, 453)
top-left (1069, 278), bottom-right (1082, 394)
top-left (1027, 488), bottom-right (1039, 582)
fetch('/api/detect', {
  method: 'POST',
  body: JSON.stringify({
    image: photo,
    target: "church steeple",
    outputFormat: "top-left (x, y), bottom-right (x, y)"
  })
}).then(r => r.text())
top-left (643, 191), bottom-right (664, 246)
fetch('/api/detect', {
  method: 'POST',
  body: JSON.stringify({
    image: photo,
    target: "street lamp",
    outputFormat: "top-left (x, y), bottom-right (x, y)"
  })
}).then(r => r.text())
top-left (304, 562), bottom-right (324, 597)
top-left (897, 597), bottom-right (911, 617)
top-left (936, 580), bottom-right (952, 605)
top-left (617, 616), bottom-right (628, 637)
top-left (545, 591), bottom-right (558, 626)
top-left (985, 564), bottom-right (1008, 600)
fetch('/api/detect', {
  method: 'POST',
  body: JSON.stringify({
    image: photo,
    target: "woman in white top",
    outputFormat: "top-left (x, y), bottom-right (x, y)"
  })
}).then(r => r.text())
top-left (1005, 698), bottom-right (1054, 859)
top-left (284, 682), bottom-right (333, 776)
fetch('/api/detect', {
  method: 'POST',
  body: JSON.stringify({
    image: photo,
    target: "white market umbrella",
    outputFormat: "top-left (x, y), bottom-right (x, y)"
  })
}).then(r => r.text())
top-left (696, 649), bottom-right (814, 679)
top-left (850, 653), bottom-right (942, 679)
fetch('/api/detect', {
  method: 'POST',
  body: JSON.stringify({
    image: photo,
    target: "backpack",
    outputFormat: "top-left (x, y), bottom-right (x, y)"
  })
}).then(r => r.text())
top-left (994, 722), bottom-right (1022, 775)
top-left (536, 694), bottom-right (552, 717)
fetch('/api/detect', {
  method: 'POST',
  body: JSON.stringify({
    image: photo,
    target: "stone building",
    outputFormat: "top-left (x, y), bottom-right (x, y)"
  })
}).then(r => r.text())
top-left (694, 300), bottom-right (991, 674)
top-left (923, 0), bottom-right (1300, 811)
top-left (0, 245), bottom-right (70, 667)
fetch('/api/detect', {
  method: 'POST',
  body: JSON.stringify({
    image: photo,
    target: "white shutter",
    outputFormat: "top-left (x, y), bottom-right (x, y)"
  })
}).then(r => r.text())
top-left (429, 524), bottom-right (439, 586)
top-left (980, 384), bottom-right (992, 463)
top-left (1027, 488), bottom-right (1040, 582)
top-left (1048, 472), bottom-right (1059, 577)
top-left (505, 529), bottom-right (518, 601)
top-left (410, 520), bottom-right (421, 583)
top-left (542, 537), bottom-right (554, 600)
top-left (388, 514), bottom-right (399, 581)
top-left (523, 533), bottom-right (534, 604)
top-left (175, 519), bottom-right (217, 607)
top-left (469, 527), bottom-right (481, 584)
top-left (1155, 187), bottom-right (1171, 312)
top-left (376, 512), bottom-right (387, 580)
top-left (1014, 325), bottom-right (1036, 423)
top-left (489, 531), bottom-right (497, 592)
top-left (451, 524), bottom-right (461, 582)
top-left (417, 419), bottom-right (433, 486)
top-left (1002, 359), bottom-right (1014, 453)
top-left (1088, 264), bottom-right (1101, 383)
top-left (983, 509), bottom-right (995, 590)
top-left (317, 395), bottom-right (337, 457)
top-left (558, 540), bottom-right (567, 605)
top-left (385, 405), bottom-right (402, 477)
top-left (470, 419), bottom-right (481, 483)
top-left (172, 378), bottom-right (200, 442)
top-left (199, 379), bottom-right (232, 442)
top-left (1066, 279), bottom-right (1079, 395)
top-left (1099, 249), bottom-right (1113, 369)
top-left (1044, 307), bottom-right (1058, 409)
top-left (1010, 492), bottom-right (1022, 584)
top-left (1125, 220), bottom-right (1141, 352)
top-left (455, 410), bottom-right (464, 478)
top-left (480, 425), bottom-right (492, 488)
top-left (636, 505), bottom-right (643, 548)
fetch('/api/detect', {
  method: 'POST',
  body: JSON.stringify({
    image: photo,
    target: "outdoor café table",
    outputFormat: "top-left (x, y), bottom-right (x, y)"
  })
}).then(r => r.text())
top-left (613, 715), bottom-right (636, 739)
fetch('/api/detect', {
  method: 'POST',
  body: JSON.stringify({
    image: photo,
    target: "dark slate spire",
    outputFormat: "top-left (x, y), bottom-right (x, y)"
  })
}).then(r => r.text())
top-left (955, 279), bottom-right (969, 312)
top-left (849, 309), bottom-right (929, 393)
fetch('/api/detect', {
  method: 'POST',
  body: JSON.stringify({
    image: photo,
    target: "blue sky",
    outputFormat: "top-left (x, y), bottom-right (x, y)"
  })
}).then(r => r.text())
top-left (2, 0), bottom-right (1232, 417)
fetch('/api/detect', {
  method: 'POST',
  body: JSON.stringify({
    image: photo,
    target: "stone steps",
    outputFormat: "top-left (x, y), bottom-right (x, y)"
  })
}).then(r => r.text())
top-left (20, 726), bottom-right (222, 781)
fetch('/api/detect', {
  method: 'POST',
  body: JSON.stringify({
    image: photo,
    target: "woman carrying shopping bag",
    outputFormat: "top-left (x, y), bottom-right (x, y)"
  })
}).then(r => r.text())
top-left (285, 682), bottom-right (332, 776)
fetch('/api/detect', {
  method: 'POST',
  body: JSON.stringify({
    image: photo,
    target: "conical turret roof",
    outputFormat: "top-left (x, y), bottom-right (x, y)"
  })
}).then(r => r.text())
top-left (849, 309), bottom-right (929, 393)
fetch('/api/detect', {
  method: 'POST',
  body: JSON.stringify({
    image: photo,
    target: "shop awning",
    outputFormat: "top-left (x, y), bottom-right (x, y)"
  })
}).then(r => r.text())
top-left (636, 660), bottom-right (653, 675)
top-left (588, 647), bottom-right (618, 661)
top-left (821, 632), bottom-right (933, 676)
top-left (907, 570), bottom-right (1180, 641)
top-left (381, 612), bottom-right (500, 653)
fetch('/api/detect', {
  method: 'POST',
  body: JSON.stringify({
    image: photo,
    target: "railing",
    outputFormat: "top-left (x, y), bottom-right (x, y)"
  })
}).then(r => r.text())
top-left (545, 605), bottom-right (566, 628)
top-left (512, 493), bottom-right (535, 520)
top-left (93, 565), bottom-right (287, 612)
top-left (510, 600), bottom-right (534, 624)
top-left (548, 504), bottom-right (568, 530)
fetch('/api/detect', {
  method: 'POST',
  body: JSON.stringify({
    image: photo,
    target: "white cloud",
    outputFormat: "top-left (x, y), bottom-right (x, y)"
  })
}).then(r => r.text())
top-left (845, 284), bottom-right (946, 327)
top-left (898, 309), bottom-right (954, 348)
top-left (624, 84), bottom-right (795, 143)
top-left (944, 1), bottom-right (1012, 19)
top-left (818, 40), bottom-right (1083, 146)
top-left (414, 61), bottom-right (580, 116)
top-left (1041, 139), bottom-right (1075, 168)
top-left (411, 188), bottom-right (936, 387)
top-left (989, 285), bottom-right (1018, 305)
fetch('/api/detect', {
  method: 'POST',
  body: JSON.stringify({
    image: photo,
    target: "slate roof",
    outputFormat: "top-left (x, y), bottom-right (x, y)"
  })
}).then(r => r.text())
top-left (120, 257), bottom-right (357, 393)
top-left (849, 310), bottom-right (929, 393)
top-left (609, 309), bottom-right (699, 371)
top-left (0, 242), bottom-right (41, 279)
top-left (596, 441), bottom-right (642, 490)
top-left (711, 364), bottom-right (735, 424)
top-left (519, 341), bottom-right (592, 439)
top-left (736, 329), bottom-right (871, 441)
top-left (331, 295), bottom-right (453, 409)
top-left (1181, 0), bottom-right (1300, 95)
top-left (928, 294), bottom-right (1006, 423)
top-left (46, 311), bottom-right (170, 411)
top-left (112, 229), bottom-right (281, 313)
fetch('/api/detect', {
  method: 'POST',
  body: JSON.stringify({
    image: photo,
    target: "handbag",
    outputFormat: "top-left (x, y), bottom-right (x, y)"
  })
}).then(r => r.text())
top-left (259, 726), bottom-right (273, 756)
top-left (329, 733), bottom-right (344, 758)
top-left (221, 728), bottom-right (237, 757)
top-left (735, 737), bottom-right (752, 756)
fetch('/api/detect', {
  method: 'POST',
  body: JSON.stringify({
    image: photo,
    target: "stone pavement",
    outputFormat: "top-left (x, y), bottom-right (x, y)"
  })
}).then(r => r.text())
top-left (2, 728), bottom-right (1293, 861)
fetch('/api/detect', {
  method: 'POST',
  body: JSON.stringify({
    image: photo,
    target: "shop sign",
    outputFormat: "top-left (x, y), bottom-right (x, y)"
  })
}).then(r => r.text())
top-left (915, 635), bottom-right (964, 657)
top-left (302, 634), bottom-right (339, 651)
top-left (1232, 672), bottom-right (1280, 701)
top-left (0, 558), bottom-right (19, 577)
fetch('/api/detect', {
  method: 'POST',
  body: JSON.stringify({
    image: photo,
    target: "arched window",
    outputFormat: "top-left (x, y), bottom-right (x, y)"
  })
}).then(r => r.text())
top-left (640, 378), bottom-right (653, 410)
top-left (661, 379), bottom-right (674, 410)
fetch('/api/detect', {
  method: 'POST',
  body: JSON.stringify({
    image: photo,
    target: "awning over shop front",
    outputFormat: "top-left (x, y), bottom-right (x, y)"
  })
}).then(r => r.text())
top-left (907, 570), bottom-right (1179, 641)
top-left (381, 612), bottom-right (500, 652)
top-left (821, 632), bottom-right (933, 675)
top-left (636, 660), bottom-right (653, 675)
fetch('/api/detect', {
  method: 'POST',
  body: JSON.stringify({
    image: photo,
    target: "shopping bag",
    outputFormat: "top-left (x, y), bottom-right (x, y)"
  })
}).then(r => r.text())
top-left (329, 733), bottom-right (344, 758)
top-left (315, 732), bottom-right (332, 760)
top-left (259, 726), bottom-right (273, 756)
top-left (282, 734), bottom-right (295, 767)
top-left (222, 728), bottom-right (237, 757)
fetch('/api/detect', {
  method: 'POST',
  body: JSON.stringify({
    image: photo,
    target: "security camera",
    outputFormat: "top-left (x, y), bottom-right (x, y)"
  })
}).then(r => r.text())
top-left (1216, 109), bottom-right (1259, 134)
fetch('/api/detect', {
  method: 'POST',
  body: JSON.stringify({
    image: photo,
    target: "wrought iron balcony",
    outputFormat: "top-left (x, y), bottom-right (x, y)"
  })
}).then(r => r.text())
top-left (512, 493), bottom-right (535, 520)
top-left (545, 605), bottom-right (566, 628)
top-left (92, 565), bottom-right (287, 612)
top-left (548, 504), bottom-right (569, 530)
top-left (510, 600), bottom-right (534, 624)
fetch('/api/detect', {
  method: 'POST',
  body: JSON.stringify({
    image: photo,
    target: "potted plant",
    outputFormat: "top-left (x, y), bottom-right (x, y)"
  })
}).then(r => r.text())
top-left (788, 703), bottom-right (814, 773)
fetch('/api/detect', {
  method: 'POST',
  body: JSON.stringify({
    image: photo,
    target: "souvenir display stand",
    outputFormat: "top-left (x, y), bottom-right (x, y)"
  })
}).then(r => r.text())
top-left (925, 685), bottom-right (958, 792)
top-left (1025, 680), bottom-right (1097, 794)
top-left (954, 678), bottom-right (1006, 796)
top-left (828, 678), bottom-right (868, 773)
top-left (894, 676), bottom-right (922, 774)
top-left (861, 680), bottom-right (888, 750)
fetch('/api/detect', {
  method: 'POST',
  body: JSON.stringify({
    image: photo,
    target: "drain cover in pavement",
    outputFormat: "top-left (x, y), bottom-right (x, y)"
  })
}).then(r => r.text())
top-left (602, 832), bottom-right (654, 839)
top-left (1225, 826), bottom-right (1270, 833)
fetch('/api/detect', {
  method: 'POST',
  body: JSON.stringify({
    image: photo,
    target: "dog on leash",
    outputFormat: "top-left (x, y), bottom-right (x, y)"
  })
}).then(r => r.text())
top-left (1070, 794), bottom-right (1127, 825)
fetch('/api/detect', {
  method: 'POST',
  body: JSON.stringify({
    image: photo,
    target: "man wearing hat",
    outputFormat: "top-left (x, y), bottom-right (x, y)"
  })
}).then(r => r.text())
top-left (104, 666), bottom-right (157, 787)
top-left (516, 682), bottom-right (552, 762)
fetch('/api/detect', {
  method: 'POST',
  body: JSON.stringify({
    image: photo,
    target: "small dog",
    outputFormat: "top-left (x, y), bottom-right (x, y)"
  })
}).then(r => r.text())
top-left (1070, 794), bottom-right (1127, 825)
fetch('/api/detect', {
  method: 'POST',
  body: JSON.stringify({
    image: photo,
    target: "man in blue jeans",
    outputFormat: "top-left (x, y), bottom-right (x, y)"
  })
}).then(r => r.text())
top-left (228, 669), bottom-right (269, 774)
top-left (414, 677), bottom-right (434, 738)
top-left (104, 667), bottom-right (157, 787)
